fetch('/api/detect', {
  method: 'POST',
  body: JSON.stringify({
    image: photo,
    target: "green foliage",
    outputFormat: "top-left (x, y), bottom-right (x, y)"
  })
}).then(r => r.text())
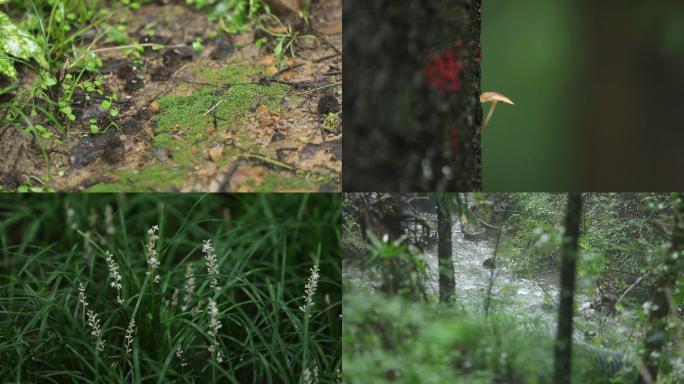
top-left (344, 290), bottom-right (635, 384)
top-left (0, 193), bottom-right (341, 383)
top-left (361, 233), bottom-right (426, 298)
top-left (0, 10), bottom-right (47, 78)
top-left (186, 0), bottom-right (264, 33)
top-left (500, 193), bottom-right (675, 302)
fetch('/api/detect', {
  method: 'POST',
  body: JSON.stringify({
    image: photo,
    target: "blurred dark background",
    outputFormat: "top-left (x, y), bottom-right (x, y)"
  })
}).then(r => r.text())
top-left (482, 0), bottom-right (684, 191)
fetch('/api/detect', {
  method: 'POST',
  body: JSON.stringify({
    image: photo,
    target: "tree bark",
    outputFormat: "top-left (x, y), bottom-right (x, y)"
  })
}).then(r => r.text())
top-left (343, 0), bottom-right (483, 192)
top-left (484, 227), bottom-right (502, 317)
top-left (437, 194), bottom-right (455, 302)
top-left (639, 193), bottom-right (684, 383)
top-left (553, 193), bottom-right (583, 384)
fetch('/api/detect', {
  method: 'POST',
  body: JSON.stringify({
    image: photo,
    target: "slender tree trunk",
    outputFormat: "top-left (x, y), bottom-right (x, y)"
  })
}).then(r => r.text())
top-left (437, 194), bottom-right (455, 302)
top-left (553, 193), bottom-right (583, 384)
top-left (639, 193), bottom-right (684, 384)
top-left (343, 0), bottom-right (483, 192)
top-left (484, 227), bottom-right (502, 317)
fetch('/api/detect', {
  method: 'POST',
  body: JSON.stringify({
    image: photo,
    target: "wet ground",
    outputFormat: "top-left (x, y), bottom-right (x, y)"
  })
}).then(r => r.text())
top-left (1, 0), bottom-right (341, 192)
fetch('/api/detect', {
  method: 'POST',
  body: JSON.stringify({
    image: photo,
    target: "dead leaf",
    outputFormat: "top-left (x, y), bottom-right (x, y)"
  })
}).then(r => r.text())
top-left (197, 164), bottom-right (217, 177)
top-left (209, 146), bottom-right (223, 162)
top-left (229, 166), bottom-right (266, 190)
top-left (258, 54), bottom-right (274, 65)
top-left (265, 66), bottom-right (278, 76)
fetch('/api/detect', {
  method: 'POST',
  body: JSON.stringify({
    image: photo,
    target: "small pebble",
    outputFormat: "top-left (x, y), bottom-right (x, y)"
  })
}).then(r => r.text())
top-left (317, 93), bottom-right (340, 115)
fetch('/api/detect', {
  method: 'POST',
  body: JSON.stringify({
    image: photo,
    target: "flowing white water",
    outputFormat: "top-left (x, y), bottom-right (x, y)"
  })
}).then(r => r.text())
top-left (422, 216), bottom-right (594, 333)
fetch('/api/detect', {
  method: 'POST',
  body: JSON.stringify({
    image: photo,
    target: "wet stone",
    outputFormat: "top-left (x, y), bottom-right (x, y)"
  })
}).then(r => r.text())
top-left (162, 47), bottom-right (194, 67)
top-left (317, 93), bottom-right (340, 115)
top-left (69, 132), bottom-right (124, 169)
top-left (299, 139), bottom-right (341, 161)
top-left (209, 38), bottom-right (235, 61)
top-left (120, 117), bottom-right (142, 134)
top-left (134, 107), bottom-right (152, 121)
top-left (151, 66), bottom-right (173, 81)
top-left (77, 104), bottom-right (108, 123)
top-left (270, 132), bottom-right (287, 142)
top-left (0, 174), bottom-right (19, 190)
top-left (117, 63), bottom-right (138, 80)
top-left (100, 59), bottom-right (127, 75)
top-left (124, 75), bottom-right (145, 93)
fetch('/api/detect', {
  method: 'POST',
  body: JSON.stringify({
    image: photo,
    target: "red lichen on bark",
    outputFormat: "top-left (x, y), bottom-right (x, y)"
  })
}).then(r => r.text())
top-left (451, 127), bottom-right (459, 149)
top-left (424, 45), bottom-right (464, 93)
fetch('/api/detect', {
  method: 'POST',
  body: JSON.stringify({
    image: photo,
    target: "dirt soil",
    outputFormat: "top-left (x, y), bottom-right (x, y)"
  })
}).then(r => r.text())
top-left (0, 0), bottom-right (341, 192)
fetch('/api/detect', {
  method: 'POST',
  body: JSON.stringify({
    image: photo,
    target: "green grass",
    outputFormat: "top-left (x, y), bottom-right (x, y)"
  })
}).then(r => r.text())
top-left (0, 193), bottom-right (341, 383)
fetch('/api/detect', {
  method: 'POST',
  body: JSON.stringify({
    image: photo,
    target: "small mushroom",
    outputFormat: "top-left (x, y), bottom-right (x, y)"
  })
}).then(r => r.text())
top-left (480, 91), bottom-right (514, 132)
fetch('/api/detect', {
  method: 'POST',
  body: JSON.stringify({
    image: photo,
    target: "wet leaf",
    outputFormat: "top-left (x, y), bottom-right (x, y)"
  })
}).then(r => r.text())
top-left (0, 11), bottom-right (48, 77)
top-left (209, 146), bottom-right (223, 162)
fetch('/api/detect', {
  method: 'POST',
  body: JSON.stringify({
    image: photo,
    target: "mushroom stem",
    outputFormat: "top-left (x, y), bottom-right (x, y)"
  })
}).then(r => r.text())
top-left (481, 101), bottom-right (498, 132)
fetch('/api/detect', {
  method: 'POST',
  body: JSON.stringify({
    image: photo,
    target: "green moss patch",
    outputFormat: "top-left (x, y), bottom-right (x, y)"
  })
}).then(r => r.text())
top-left (87, 63), bottom-right (290, 191)
top-left (154, 65), bottom-right (286, 168)
top-left (87, 165), bottom-right (185, 192)
top-left (251, 171), bottom-right (316, 192)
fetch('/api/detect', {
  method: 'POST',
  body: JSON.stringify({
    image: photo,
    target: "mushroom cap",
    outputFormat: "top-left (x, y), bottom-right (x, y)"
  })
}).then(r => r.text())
top-left (480, 91), bottom-right (514, 105)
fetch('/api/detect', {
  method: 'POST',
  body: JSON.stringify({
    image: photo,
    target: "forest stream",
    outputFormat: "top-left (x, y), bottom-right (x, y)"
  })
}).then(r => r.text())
top-left (422, 216), bottom-right (581, 333)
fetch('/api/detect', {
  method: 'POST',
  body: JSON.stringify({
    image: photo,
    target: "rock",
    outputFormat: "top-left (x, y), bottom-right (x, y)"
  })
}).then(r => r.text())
top-left (317, 92), bottom-right (340, 115)
top-left (100, 59), bottom-right (127, 75)
top-left (116, 62), bottom-right (138, 80)
top-left (69, 132), bottom-right (124, 169)
top-left (270, 132), bottom-right (287, 142)
top-left (119, 117), bottom-right (142, 134)
top-left (124, 75), bottom-right (145, 93)
top-left (482, 258), bottom-right (495, 270)
top-left (162, 47), bottom-right (194, 66)
top-left (150, 66), bottom-right (172, 81)
top-left (266, 0), bottom-right (302, 14)
top-left (299, 139), bottom-right (342, 161)
top-left (209, 38), bottom-right (235, 61)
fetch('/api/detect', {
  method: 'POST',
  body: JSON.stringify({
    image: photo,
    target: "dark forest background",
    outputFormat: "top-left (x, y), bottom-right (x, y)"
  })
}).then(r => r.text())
top-left (482, 0), bottom-right (684, 191)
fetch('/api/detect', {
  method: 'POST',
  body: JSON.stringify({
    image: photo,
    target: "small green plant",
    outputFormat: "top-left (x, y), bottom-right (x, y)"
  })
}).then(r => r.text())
top-left (258, 14), bottom-right (317, 66)
top-left (186, 0), bottom-right (264, 33)
top-left (322, 111), bottom-right (341, 132)
top-left (364, 232), bottom-right (427, 298)
top-left (0, 10), bottom-right (48, 78)
top-left (192, 36), bottom-right (203, 53)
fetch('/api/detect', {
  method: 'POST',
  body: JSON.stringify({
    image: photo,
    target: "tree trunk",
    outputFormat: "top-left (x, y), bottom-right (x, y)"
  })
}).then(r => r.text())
top-left (437, 194), bottom-right (455, 302)
top-left (343, 0), bottom-right (483, 192)
top-left (553, 193), bottom-right (583, 384)
top-left (639, 193), bottom-right (684, 383)
top-left (484, 227), bottom-right (502, 317)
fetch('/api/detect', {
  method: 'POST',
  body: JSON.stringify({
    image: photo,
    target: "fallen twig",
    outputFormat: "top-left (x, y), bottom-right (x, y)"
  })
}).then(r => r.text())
top-left (203, 100), bottom-right (223, 116)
